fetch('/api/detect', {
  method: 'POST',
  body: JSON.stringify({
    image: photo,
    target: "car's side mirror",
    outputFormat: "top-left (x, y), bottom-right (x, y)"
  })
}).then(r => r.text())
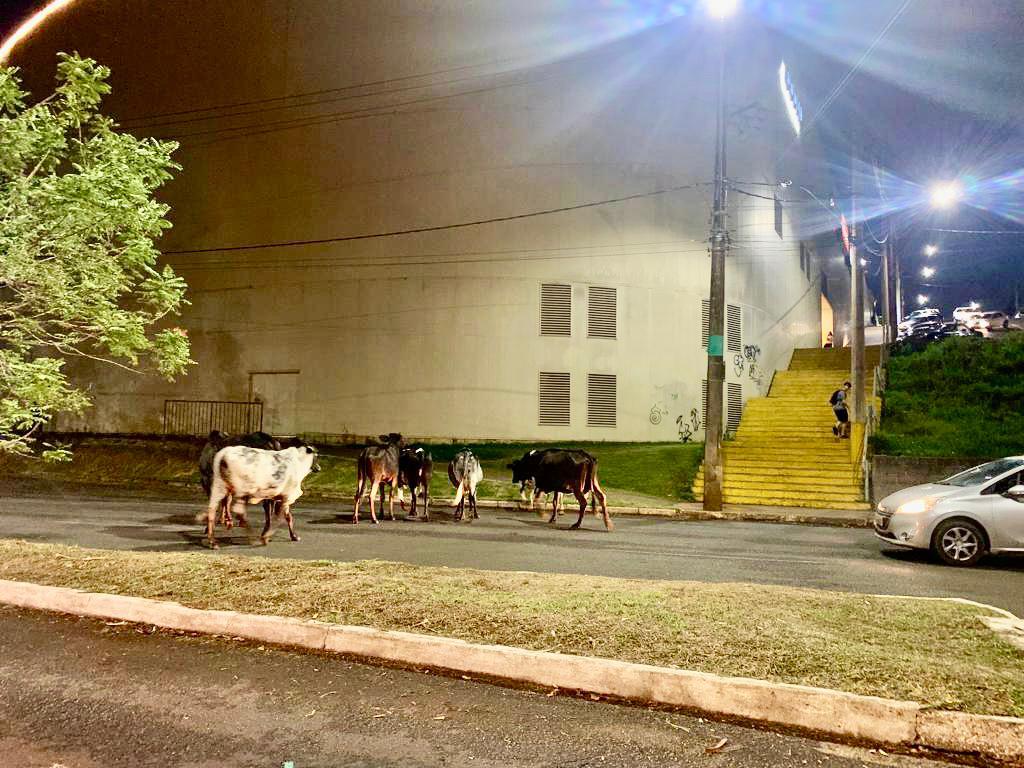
top-left (1004, 484), bottom-right (1024, 502)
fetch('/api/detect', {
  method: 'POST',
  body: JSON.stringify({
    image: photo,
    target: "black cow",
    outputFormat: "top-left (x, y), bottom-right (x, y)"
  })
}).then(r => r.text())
top-left (353, 433), bottom-right (404, 524)
top-left (399, 446), bottom-right (433, 520)
top-left (509, 449), bottom-right (611, 531)
top-left (198, 430), bottom-right (281, 528)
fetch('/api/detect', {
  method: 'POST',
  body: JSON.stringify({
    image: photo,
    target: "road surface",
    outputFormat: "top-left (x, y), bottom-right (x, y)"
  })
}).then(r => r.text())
top-left (0, 606), bottom-right (961, 767)
top-left (1, 483), bottom-right (1022, 615)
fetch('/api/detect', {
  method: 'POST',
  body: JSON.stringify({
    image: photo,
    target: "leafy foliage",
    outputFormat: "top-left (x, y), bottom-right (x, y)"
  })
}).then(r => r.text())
top-left (0, 54), bottom-right (191, 458)
top-left (874, 335), bottom-right (1024, 457)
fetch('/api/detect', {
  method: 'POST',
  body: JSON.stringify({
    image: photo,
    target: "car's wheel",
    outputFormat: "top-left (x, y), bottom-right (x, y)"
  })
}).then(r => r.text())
top-left (932, 519), bottom-right (987, 567)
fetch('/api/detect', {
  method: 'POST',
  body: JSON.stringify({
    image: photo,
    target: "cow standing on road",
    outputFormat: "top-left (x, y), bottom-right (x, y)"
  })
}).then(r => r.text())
top-left (399, 447), bottom-right (433, 520)
top-left (449, 449), bottom-right (483, 522)
top-left (353, 433), bottom-right (404, 524)
top-left (204, 444), bottom-right (321, 548)
top-left (509, 449), bottom-right (611, 531)
top-left (198, 430), bottom-right (281, 528)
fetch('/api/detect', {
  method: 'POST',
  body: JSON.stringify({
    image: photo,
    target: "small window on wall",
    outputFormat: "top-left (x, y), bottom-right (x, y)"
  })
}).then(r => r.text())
top-left (701, 299), bottom-right (710, 347)
top-left (726, 304), bottom-right (741, 353)
top-left (538, 372), bottom-right (570, 425)
top-left (540, 283), bottom-right (571, 336)
top-left (588, 286), bottom-right (617, 339)
top-left (726, 382), bottom-right (743, 433)
top-left (587, 373), bottom-right (617, 428)
top-left (774, 194), bottom-right (784, 239)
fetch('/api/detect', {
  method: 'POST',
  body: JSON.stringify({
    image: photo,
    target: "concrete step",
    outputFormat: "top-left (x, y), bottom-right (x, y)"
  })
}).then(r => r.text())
top-left (693, 479), bottom-right (865, 498)
top-left (693, 492), bottom-right (872, 510)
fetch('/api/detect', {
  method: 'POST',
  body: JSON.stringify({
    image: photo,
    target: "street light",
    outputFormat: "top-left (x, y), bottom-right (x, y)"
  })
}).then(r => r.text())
top-left (923, 244), bottom-right (938, 257)
top-left (701, 0), bottom-right (738, 512)
top-left (917, 294), bottom-right (929, 306)
top-left (929, 180), bottom-right (963, 210)
top-left (705, 0), bottom-right (740, 18)
top-left (921, 266), bottom-right (935, 278)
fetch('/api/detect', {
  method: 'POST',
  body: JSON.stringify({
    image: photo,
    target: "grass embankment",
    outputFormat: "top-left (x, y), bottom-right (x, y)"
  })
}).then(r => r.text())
top-left (0, 540), bottom-right (1020, 716)
top-left (875, 334), bottom-right (1024, 457)
top-left (0, 439), bottom-right (703, 507)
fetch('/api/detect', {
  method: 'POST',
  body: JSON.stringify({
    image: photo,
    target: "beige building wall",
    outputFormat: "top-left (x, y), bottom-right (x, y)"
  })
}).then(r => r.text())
top-left (16, 0), bottom-right (822, 442)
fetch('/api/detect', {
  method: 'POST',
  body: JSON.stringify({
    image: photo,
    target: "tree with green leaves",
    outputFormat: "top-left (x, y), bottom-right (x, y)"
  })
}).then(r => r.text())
top-left (0, 53), bottom-right (191, 459)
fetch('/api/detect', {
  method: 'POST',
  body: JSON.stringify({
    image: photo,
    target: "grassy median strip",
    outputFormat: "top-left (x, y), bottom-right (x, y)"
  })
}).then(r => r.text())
top-left (0, 540), bottom-right (1021, 717)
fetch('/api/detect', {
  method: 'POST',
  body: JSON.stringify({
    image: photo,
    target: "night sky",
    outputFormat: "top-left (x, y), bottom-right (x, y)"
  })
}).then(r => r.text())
top-left (4, 0), bottom-right (1022, 316)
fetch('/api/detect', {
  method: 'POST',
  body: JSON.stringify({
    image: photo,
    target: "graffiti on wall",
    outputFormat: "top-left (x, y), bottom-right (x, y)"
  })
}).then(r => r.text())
top-left (744, 344), bottom-right (763, 386)
top-left (676, 408), bottom-right (701, 443)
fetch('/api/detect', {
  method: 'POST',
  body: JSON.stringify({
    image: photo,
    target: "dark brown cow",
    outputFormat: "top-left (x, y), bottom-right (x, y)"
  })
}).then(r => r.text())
top-left (509, 449), bottom-right (611, 531)
top-left (353, 433), bottom-right (404, 524)
top-left (399, 446), bottom-right (433, 520)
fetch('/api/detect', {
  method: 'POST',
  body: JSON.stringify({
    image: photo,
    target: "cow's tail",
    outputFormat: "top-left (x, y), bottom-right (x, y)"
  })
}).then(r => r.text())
top-left (452, 476), bottom-right (467, 508)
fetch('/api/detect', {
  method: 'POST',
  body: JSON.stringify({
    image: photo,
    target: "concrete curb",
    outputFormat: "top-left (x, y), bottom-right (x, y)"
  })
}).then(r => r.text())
top-left (310, 496), bottom-right (870, 529)
top-left (0, 578), bottom-right (1020, 762)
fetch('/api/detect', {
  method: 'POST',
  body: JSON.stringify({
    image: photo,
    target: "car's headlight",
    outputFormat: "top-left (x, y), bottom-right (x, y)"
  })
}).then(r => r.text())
top-left (896, 497), bottom-right (937, 515)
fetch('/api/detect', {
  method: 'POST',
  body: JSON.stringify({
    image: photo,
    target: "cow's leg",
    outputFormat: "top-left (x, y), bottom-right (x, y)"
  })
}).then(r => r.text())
top-left (570, 488), bottom-right (588, 530)
top-left (230, 497), bottom-right (248, 533)
top-left (547, 493), bottom-right (559, 524)
top-left (592, 475), bottom-right (612, 532)
top-left (205, 495), bottom-right (223, 549)
top-left (388, 478), bottom-right (397, 520)
top-left (534, 488), bottom-right (546, 518)
top-left (219, 495), bottom-right (233, 529)
top-left (283, 503), bottom-right (300, 541)
top-left (423, 482), bottom-right (430, 521)
top-left (353, 474), bottom-right (365, 524)
top-left (471, 490), bottom-right (479, 520)
top-left (368, 478), bottom-right (380, 525)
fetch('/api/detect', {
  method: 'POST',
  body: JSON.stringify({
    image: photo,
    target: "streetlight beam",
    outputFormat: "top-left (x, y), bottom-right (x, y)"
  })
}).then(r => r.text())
top-left (929, 180), bottom-right (963, 210)
top-left (704, 0), bottom-right (740, 19)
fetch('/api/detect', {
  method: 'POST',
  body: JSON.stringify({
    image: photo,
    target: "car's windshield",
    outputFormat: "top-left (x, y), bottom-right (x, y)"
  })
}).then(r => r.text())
top-left (939, 458), bottom-right (1024, 487)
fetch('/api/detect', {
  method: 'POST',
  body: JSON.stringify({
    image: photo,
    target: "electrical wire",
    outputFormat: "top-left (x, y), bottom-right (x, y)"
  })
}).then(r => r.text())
top-left (165, 182), bottom-right (703, 256)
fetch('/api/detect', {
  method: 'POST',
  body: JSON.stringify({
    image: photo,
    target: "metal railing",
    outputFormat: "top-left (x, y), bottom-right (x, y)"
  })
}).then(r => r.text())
top-left (163, 400), bottom-right (263, 437)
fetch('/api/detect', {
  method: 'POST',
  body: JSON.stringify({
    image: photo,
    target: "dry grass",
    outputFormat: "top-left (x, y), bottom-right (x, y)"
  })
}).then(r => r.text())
top-left (0, 540), bottom-right (1021, 716)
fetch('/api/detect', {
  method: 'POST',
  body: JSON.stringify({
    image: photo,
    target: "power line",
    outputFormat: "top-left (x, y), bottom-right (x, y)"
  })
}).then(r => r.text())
top-left (925, 228), bottom-right (1024, 235)
top-left (165, 182), bottom-right (704, 256)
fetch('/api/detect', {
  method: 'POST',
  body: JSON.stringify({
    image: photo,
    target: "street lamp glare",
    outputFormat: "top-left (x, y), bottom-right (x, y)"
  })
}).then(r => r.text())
top-left (705, 0), bottom-right (740, 19)
top-left (923, 244), bottom-right (938, 257)
top-left (916, 294), bottom-right (929, 306)
top-left (929, 180), bottom-right (963, 210)
top-left (921, 266), bottom-right (935, 278)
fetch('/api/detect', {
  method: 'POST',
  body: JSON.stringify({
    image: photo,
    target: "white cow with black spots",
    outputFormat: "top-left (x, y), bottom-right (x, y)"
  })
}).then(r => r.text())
top-left (203, 444), bottom-right (321, 548)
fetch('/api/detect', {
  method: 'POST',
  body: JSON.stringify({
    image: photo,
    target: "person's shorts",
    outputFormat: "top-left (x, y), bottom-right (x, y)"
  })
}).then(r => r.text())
top-left (833, 407), bottom-right (849, 423)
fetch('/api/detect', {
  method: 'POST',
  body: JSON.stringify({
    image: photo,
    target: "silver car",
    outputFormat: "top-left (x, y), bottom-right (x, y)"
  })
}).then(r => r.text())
top-left (874, 457), bottom-right (1024, 566)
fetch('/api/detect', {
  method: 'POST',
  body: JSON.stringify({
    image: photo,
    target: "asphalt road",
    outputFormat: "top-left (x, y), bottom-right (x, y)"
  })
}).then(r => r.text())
top-left (1, 483), bottom-right (1022, 615)
top-left (0, 606), bottom-right (962, 768)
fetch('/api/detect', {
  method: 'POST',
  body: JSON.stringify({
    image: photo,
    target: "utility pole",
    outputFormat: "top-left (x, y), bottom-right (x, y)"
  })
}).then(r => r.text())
top-left (850, 152), bottom-right (865, 425)
top-left (702, 33), bottom-right (728, 512)
top-left (893, 232), bottom-right (904, 325)
top-left (880, 227), bottom-right (891, 368)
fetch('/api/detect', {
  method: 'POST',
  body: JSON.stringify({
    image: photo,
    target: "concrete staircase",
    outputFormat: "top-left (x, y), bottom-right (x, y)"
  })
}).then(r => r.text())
top-left (693, 346), bottom-right (882, 510)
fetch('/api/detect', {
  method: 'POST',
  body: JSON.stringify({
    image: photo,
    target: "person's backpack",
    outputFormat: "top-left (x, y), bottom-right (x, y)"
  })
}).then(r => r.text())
top-left (829, 389), bottom-right (841, 407)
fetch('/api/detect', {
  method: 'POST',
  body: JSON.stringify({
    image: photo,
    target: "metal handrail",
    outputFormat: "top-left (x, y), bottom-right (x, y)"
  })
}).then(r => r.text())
top-left (862, 364), bottom-right (885, 501)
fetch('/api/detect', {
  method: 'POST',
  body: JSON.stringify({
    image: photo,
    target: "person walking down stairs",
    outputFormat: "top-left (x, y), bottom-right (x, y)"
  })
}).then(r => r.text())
top-left (829, 381), bottom-right (852, 439)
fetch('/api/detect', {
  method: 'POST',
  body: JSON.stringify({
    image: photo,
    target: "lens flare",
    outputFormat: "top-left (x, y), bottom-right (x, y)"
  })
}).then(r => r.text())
top-left (0, 0), bottom-right (79, 63)
top-left (929, 180), bottom-right (964, 209)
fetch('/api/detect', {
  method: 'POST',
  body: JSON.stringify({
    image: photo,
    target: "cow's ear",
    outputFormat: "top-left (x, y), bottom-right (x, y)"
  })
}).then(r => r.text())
top-left (305, 445), bottom-right (314, 454)
top-left (379, 434), bottom-right (389, 443)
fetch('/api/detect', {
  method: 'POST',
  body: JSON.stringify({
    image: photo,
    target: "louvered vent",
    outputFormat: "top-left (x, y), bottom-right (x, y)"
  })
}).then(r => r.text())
top-left (727, 304), bottom-right (741, 352)
top-left (588, 286), bottom-right (617, 339)
top-left (727, 382), bottom-right (743, 433)
top-left (540, 283), bottom-right (571, 336)
top-left (587, 374), bottom-right (616, 428)
top-left (701, 299), bottom-right (710, 348)
top-left (538, 372), bottom-right (570, 426)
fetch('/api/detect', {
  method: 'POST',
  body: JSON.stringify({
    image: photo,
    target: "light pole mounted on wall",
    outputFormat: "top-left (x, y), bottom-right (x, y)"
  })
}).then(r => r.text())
top-left (701, 0), bottom-right (737, 512)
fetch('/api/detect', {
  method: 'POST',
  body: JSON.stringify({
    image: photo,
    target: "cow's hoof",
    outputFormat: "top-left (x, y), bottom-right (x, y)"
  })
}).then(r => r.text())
top-left (290, 535), bottom-right (300, 542)
top-left (258, 537), bottom-right (269, 546)
top-left (569, 523), bottom-right (582, 530)
top-left (209, 542), bottom-right (220, 550)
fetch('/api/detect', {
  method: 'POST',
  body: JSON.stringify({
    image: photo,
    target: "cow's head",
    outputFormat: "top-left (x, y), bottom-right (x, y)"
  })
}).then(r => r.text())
top-left (303, 444), bottom-right (322, 473)
top-left (208, 429), bottom-right (230, 443)
top-left (507, 458), bottom-right (526, 484)
top-left (379, 432), bottom-right (404, 448)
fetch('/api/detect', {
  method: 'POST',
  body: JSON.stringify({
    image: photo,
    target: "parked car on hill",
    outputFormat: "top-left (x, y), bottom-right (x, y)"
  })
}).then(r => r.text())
top-left (952, 306), bottom-right (982, 325)
top-left (874, 457), bottom-right (1024, 566)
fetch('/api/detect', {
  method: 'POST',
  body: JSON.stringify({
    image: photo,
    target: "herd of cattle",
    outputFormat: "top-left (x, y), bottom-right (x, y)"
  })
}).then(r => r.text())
top-left (198, 431), bottom-right (612, 549)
